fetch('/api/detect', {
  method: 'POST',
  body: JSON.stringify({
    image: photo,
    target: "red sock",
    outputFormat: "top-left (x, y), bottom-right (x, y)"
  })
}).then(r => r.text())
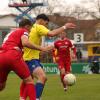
top-left (20, 81), bottom-right (25, 98)
top-left (60, 74), bottom-right (66, 88)
top-left (23, 84), bottom-right (36, 100)
top-left (61, 74), bottom-right (65, 80)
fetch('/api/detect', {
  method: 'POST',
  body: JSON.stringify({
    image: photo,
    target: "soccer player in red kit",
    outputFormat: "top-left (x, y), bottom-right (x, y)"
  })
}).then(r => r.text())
top-left (53, 32), bottom-right (76, 91)
top-left (0, 19), bottom-right (51, 100)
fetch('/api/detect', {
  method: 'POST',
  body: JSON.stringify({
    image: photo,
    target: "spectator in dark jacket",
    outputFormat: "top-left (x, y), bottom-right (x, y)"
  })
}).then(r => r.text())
top-left (76, 49), bottom-right (82, 62)
top-left (22, 0), bottom-right (27, 4)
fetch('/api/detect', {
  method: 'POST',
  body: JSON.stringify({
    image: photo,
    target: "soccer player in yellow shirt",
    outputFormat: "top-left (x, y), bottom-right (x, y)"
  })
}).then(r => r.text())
top-left (20, 14), bottom-right (76, 100)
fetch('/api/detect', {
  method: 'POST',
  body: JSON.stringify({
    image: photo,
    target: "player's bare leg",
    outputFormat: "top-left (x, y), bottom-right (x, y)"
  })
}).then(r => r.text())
top-left (33, 67), bottom-right (47, 100)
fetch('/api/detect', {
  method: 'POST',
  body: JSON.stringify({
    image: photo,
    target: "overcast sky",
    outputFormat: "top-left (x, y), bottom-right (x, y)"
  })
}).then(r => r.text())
top-left (0, 0), bottom-right (83, 9)
top-left (0, 0), bottom-right (95, 15)
top-left (0, 0), bottom-right (9, 9)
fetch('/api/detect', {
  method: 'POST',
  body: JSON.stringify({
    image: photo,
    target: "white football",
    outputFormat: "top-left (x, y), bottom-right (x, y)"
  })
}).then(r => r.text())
top-left (64, 73), bottom-right (76, 86)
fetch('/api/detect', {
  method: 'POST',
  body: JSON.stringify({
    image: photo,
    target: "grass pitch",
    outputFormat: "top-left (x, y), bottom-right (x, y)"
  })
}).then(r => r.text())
top-left (0, 74), bottom-right (100, 100)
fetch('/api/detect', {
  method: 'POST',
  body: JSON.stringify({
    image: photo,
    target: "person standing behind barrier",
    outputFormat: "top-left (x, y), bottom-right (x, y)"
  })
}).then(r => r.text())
top-left (76, 49), bottom-right (83, 62)
top-left (20, 14), bottom-right (76, 100)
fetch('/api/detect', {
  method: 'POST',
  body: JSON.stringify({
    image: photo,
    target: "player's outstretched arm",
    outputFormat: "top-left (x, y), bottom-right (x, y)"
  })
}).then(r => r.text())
top-left (47, 23), bottom-right (76, 37)
top-left (21, 35), bottom-right (53, 51)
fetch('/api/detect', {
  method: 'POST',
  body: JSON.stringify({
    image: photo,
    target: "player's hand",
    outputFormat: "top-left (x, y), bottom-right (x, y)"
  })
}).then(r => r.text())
top-left (41, 45), bottom-right (54, 52)
top-left (53, 57), bottom-right (59, 63)
top-left (64, 23), bottom-right (76, 29)
top-left (71, 54), bottom-right (76, 59)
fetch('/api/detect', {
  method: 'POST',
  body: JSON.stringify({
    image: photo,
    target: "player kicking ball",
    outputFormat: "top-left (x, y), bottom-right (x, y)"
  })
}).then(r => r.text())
top-left (53, 31), bottom-right (76, 91)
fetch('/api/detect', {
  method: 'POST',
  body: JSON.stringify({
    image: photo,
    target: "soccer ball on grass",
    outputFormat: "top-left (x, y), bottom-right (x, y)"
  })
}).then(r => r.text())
top-left (64, 73), bottom-right (76, 86)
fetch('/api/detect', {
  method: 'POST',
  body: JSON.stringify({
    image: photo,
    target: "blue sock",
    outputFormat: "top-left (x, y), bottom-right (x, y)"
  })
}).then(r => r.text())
top-left (35, 82), bottom-right (44, 98)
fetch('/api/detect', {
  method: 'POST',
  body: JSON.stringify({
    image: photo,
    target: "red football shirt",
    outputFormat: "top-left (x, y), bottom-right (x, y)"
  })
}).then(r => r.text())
top-left (2, 28), bottom-right (28, 50)
top-left (54, 38), bottom-right (74, 58)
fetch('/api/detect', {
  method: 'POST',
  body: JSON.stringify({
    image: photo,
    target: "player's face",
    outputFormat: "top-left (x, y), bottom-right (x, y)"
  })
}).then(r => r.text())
top-left (42, 20), bottom-right (49, 27)
top-left (60, 32), bottom-right (66, 39)
top-left (25, 25), bottom-right (32, 32)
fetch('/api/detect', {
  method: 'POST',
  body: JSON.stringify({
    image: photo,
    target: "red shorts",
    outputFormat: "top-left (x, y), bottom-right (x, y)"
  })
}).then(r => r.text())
top-left (57, 57), bottom-right (71, 73)
top-left (0, 50), bottom-right (30, 83)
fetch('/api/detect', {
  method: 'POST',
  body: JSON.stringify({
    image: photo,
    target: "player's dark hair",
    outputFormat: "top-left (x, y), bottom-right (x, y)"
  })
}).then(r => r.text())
top-left (36, 14), bottom-right (49, 22)
top-left (19, 19), bottom-right (32, 27)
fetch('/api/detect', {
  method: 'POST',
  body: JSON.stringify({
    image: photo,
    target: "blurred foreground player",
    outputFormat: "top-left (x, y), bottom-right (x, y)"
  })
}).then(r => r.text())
top-left (53, 32), bottom-right (76, 91)
top-left (0, 19), bottom-right (51, 100)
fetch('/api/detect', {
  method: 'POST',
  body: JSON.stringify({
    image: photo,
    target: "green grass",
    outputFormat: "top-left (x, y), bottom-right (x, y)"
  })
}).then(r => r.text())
top-left (0, 74), bottom-right (100, 100)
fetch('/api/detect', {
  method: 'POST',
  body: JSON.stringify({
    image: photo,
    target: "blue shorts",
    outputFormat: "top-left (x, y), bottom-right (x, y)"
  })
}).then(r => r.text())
top-left (25, 59), bottom-right (43, 73)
